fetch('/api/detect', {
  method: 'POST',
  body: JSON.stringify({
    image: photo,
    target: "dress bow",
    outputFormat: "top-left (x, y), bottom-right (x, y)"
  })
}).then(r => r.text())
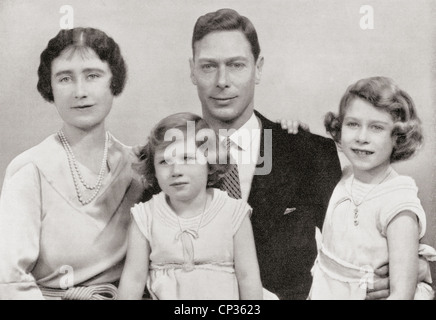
top-left (175, 229), bottom-right (199, 272)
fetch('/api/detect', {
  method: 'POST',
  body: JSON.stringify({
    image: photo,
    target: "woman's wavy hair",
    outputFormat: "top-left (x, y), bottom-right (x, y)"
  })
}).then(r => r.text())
top-left (37, 27), bottom-right (127, 102)
top-left (324, 76), bottom-right (423, 162)
top-left (135, 112), bottom-right (230, 192)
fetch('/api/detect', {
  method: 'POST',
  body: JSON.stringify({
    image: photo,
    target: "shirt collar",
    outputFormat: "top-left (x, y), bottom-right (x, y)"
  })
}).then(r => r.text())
top-left (218, 113), bottom-right (260, 151)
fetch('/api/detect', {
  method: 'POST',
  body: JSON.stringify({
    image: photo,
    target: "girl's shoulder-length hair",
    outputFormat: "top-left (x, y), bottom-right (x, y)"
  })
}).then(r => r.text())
top-left (324, 76), bottom-right (423, 162)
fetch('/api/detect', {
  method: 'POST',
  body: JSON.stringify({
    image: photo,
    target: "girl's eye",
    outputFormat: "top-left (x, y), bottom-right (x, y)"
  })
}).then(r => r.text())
top-left (345, 122), bottom-right (358, 128)
top-left (184, 155), bottom-right (197, 164)
top-left (371, 125), bottom-right (384, 131)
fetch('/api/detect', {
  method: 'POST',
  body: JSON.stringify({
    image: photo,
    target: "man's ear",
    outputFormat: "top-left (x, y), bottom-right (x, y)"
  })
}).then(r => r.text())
top-left (189, 58), bottom-right (197, 85)
top-left (255, 56), bottom-right (264, 85)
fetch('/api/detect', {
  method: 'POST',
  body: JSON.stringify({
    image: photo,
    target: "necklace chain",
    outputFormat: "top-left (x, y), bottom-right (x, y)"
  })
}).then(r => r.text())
top-left (174, 195), bottom-right (209, 272)
top-left (175, 195), bottom-right (208, 237)
top-left (350, 168), bottom-right (392, 226)
top-left (58, 130), bottom-right (109, 205)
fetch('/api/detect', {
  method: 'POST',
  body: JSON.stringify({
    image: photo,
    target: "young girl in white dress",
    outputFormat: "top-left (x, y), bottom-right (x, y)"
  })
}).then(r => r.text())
top-left (118, 112), bottom-right (264, 300)
top-left (309, 76), bottom-right (436, 300)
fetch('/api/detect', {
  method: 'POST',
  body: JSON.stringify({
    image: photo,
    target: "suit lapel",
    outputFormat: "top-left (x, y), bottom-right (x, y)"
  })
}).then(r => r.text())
top-left (248, 111), bottom-right (303, 219)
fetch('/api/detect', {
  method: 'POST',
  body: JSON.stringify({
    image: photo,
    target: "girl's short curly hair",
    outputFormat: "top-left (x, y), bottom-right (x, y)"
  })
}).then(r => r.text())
top-left (37, 27), bottom-right (127, 102)
top-left (324, 76), bottom-right (423, 162)
top-left (135, 112), bottom-right (230, 192)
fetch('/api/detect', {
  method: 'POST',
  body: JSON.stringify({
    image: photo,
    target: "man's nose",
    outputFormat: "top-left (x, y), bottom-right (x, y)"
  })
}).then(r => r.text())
top-left (216, 66), bottom-right (230, 89)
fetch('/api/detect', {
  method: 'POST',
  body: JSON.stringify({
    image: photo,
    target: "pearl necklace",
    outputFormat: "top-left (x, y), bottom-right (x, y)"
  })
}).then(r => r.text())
top-left (58, 130), bottom-right (109, 205)
top-left (350, 168), bottom-right (392, 226)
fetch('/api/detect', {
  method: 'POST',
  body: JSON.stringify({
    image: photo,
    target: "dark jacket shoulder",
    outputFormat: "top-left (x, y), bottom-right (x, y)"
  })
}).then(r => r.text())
top-left (254, 110), bottom-right (337, 157)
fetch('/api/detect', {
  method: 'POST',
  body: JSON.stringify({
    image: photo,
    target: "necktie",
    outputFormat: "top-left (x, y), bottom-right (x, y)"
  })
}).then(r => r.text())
top-left (221, 137), bottom-right (242, 199)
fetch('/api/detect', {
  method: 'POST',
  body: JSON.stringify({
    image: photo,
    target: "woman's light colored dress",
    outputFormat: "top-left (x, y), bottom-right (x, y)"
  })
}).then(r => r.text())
top-left (0, 133), bottom-right (143, 299)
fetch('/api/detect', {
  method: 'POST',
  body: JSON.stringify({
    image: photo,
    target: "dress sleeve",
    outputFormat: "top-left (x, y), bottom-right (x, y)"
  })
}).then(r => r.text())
top-left (0, 162), bottom-right (44, 299)
top-left (378, 181), bottom-right (426, 239)
top-left (232, 200), bottom-right (252, 235)
top-left (130, 202), bottom-right (151, 241)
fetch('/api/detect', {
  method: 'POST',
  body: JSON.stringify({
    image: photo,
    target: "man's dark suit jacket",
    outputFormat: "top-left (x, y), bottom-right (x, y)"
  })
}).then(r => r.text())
top-left (140, 110), bottom-right (342, 300)
top-left (249, 110), bottom-right (342, 300)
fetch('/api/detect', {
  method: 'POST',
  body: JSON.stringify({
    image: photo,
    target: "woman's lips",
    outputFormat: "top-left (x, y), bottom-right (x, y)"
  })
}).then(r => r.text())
top-left (73, 104), bottom-right (94, 109)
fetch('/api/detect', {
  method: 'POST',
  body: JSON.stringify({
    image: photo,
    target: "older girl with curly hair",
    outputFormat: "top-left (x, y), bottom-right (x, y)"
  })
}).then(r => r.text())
top-left (309, 76), bottom-right (436, 300)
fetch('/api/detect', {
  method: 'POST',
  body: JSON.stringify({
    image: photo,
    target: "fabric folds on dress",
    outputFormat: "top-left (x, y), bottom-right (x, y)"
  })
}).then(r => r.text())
top-left (0, 133), bottom-right (143, 300)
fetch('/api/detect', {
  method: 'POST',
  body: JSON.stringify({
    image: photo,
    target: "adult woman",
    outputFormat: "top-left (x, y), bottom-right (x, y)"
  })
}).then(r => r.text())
top-left (0, 27), bottom-right (143, 300)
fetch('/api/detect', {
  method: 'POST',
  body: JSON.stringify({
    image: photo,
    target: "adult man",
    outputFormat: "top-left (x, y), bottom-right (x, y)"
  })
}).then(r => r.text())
top-left (189, 8), bottom-right (342, 299)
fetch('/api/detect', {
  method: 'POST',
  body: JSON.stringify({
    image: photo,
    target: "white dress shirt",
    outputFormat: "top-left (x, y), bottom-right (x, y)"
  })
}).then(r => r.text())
top-left (218, 113), bottom-right (261, 202)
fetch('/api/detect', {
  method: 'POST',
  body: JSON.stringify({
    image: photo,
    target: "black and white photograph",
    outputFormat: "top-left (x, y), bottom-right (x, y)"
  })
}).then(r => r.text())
top-left (0, 0), bottom-right (435, 307)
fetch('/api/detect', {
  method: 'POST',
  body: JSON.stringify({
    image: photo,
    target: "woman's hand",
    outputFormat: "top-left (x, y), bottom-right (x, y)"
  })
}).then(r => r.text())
top-left (276, 119), bottom-right (310, 134)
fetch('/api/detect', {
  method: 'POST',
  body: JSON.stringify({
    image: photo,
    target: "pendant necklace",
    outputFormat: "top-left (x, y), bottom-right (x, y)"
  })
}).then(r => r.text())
top-left (58, 130), bottom-right (109, 205)
top-left (350, 168), bottom-right (393, 226)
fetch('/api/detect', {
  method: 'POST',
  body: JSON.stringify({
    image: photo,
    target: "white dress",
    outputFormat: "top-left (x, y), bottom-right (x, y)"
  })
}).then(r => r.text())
top-left (131, 188), bottom-right (251, 300)
top-left (309, 169), bottom-right (436, 300)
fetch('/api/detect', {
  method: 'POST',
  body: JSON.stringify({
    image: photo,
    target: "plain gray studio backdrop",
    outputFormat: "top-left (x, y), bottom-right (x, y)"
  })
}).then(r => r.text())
top-left (1, 0), bottom-right (435, 270)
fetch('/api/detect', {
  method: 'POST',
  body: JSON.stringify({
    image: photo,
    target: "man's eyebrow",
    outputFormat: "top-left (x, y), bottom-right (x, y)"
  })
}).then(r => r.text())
top-left (197, 56), bottom-right (249, 62)
top-left (226, 56), bottom-right (249, 61)
top-left (196, 57), bottom-right (217, 63)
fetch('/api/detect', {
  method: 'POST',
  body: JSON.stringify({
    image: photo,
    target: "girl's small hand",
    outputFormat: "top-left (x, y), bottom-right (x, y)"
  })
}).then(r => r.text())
top-left (276, 119), bottom-right (310, 134)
